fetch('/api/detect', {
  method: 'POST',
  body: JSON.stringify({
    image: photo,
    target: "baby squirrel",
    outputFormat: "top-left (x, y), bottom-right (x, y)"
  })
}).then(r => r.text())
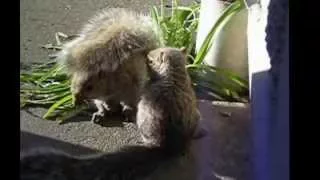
top-left (21, 48), bottom-right (204, 180)
top-left (57, 8), bottom-right (163, 123)
top-left (137, 47), bottom-right (202, 153)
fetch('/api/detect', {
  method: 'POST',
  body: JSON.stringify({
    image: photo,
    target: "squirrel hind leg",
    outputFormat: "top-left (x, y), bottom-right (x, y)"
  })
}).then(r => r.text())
top-left (91, 99), bottom-right (122, 124)
top-left (91, 111), bottom-right (105, 124)
top-left (120, 102), bottom-right (137, 122)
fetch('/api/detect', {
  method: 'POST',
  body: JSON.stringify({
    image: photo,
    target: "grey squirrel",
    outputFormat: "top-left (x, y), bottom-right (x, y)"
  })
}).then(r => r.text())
top-left (137, 47), bottom-right (201, 153)
top-left (21, 48), bottom-right (204, 180)
top-left (57, 8), bottom-right (163, 123)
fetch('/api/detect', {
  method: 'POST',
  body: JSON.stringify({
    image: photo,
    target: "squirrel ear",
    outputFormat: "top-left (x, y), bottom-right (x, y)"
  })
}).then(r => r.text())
top-left (179, 47), bottom-right (187, 55)
top-left (179, 47), bottom-right (188, 64)
top-left (147, 49), bottom-right (157, 61)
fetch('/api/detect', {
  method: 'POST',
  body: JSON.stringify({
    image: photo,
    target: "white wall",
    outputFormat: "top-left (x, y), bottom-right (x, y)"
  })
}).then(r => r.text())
top-left (196, 0), bottom-right (249, 80)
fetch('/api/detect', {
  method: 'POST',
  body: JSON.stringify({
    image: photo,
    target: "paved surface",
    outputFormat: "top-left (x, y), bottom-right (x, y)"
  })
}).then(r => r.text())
top-left (20, 0), bottom-right (191, 64)
top-left (20, 1), bottom-right (251, 179)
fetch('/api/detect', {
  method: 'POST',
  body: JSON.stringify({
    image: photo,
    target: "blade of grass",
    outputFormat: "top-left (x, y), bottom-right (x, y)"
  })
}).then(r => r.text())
top-left (43, 94), bottom-right (73, 119)
top-left (57, 105), bottom-right (88, 124)
top-left (22, 100), bottom-right (57, 105)
top-left (187, 64), bottom-right (248, 99)
top-left (20, 86), bottom-right (70, 94)
top-left (187, 64), bottom-right (248, 92)
top-left (193, 0), bottom-right (244, 65)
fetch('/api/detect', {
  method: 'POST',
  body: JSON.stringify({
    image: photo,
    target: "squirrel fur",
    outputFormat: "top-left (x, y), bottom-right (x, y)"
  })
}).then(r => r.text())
top-left (57, 8), bottom-right (163, 122)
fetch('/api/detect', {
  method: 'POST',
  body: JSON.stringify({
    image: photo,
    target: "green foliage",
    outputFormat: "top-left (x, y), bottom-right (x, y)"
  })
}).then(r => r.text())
top-left (151, 0), bottom-right (248, 101)
top-left (20, 59), bottom-right (86, 123)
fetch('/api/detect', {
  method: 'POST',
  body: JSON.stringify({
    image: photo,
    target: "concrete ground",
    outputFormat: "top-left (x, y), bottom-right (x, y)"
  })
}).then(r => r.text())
top-left (20, 0), bottom-right (252, 179)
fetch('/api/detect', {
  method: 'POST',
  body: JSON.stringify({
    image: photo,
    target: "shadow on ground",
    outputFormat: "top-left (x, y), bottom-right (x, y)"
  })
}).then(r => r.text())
top-left (21, 131), bottom-right (100, 156)
top-left (58, 113), bottom-right (126, 128)
top-left (20, 100), bottom-right (251, 180)
top-left (22, 106), bottom-right (126, 127)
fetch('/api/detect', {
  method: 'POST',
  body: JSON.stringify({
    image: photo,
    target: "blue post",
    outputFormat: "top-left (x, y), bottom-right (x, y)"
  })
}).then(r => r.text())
top-left (251, 0), bottom-right (289, 179)
top-left (266, 0), bottom-right (289, 179)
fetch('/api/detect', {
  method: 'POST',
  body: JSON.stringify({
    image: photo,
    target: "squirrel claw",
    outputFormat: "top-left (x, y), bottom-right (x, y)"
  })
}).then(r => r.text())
top-left (91, 112), bottom-right (105, 124)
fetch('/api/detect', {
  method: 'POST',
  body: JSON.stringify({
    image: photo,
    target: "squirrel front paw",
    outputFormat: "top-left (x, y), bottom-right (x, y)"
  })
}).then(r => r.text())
top-left (91, 111), bottom-right (105, 124)
top-left (122, 107), bottom-right (136, 122)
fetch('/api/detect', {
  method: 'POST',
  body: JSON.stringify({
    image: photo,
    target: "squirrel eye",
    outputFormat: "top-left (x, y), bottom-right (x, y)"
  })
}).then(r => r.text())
top-left (86, 84), bottom-right (93, 92)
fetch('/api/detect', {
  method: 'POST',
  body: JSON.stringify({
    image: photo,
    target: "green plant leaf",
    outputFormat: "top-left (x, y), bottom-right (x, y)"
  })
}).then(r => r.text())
top-left (43, 94), bottom-right (73, 119)
top-left (193, 0), bottom-right (244, 65)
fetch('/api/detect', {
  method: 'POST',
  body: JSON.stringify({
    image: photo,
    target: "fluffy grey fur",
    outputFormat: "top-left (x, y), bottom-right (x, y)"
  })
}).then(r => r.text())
top-left (137, 47), bottom-right (201, 153)
top-left (56, 8), bottom-right (163, 123)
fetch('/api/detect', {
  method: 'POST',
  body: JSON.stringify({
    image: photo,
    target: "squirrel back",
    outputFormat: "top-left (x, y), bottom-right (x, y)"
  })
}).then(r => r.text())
top-left (137, 47), bottom-right (201, 156)
top-left (56, 8), bottom-right (163, 113)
